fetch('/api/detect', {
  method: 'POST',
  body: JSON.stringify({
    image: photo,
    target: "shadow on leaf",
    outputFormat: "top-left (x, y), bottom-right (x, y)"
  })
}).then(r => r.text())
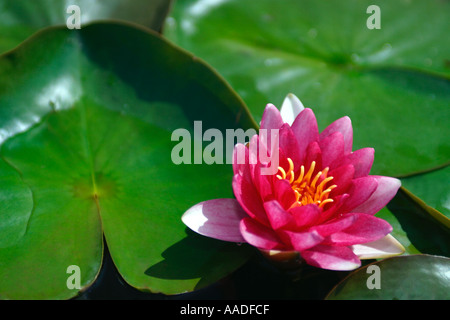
top-left (144, 228), bottom-right (253, 290)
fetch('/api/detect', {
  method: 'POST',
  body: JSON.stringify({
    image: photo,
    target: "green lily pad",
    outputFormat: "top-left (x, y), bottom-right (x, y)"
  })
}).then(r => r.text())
top-left (375, 207), bottom-right (420, 256)
top-left (401, 165), bottom-right (450, 223)
top-left (165, 0), bottom-right (450, 177)
top-left (376, 187), bottom-right (450, 257)
top-left (326, 255), bottom-right (450, 299)
top-left (0, 160), bottom-right (33, 248)
top-left (0, 22), bottom-right (256, 299)
top-left (0, 0), bottom-right (172, 54)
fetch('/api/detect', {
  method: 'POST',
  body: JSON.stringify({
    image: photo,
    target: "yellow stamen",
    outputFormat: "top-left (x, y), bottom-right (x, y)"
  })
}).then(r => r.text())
top-left (294, 190), bottom-right (301, 202)
top-left (276, 158), bottom-right (337, 210)
top-left (303, 161), bottom-right (316, 183)
top-left (319, 185), bottom-right (337, 201)
top-left (318, 198), bottom-right (334, 208)
top-left (310, 171), bottom-right (322, 189)
top-left (293, 165), bottom-right (304, 185)
top-left (287, 158), bottom-right (294, 174)
top-left (277, 166), bottom-right (286, 180)
top-left (289, 174), bottom-right (294, 184)
top-left (317, 176), bottom-right (334, 193)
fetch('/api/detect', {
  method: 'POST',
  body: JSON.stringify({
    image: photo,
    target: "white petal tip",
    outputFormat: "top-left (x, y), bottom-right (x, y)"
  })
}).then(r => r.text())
top-left (352, 234), bottom-right (405, 260)
top-left (181, 198), bottom-right (247, 243)
top-left (280, 93), bottom-right (305, 125)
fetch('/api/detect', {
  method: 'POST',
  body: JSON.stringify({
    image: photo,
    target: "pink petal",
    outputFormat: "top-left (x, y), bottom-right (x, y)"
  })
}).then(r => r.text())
top-left (278, 123), bottom-right (301, 166)
top-left (303, 141), bottom-right (322, 170)
top-left (350, 176), bottom-right (401, 215)
top-left (240, 217), bottom-right (285, 250)
top-left (318, 193), bottom-right (350, 223)
top-left (259, 104), bottom-right (283, 154)
top-left (247, 135), bottom-right (267, 193)
top-left (338, 148), bottom-right (374, 178)
top-left (288, 204), bottom-right (321, 228)
top-left (273, 179), bottom-right (296, 209)
top-left (328, 164), bottom-right (355, 195)
top-left (291, 108), bottom-right (319, 163)
top-left (339, 176), bottom-right (378, 212)
top-left (232, 174), bottom-right (269, 225)
top-left (182, 198), bottom-right (248, 242)
top-left (320, 116), bottom-right (353, 154)
top-left (232, 143), bottom-right (249, 178)
top-left (264, 200), bottom-right (294, 230)
top-left (278, 229), bottom-right (324, 251)
top-left (248, 134), bottom-right (259, 172)
top-left (260, 103), bottom-right (284, 130)
top-left (248, 133), bottom-right (279, 179)
top-left (301, 245), bottom-right (361, 271)
top-left (274, 147), bottom-right (289, 178)
top-left (312, 213), bottom-right (357, 237)
top-left (259, 127), bottom-right (280, 162)
top-left (252, 162), bottom-right (273, 201)
top-left (319, 131), bottom-right (344, 169)
top-left (324, 213), bottom-right (393, 246)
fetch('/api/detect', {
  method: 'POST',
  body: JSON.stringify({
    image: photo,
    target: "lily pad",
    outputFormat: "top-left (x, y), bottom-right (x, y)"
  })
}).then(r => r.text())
top-left (165, 0), bottom-right (450, 177)
top-left (0, 0), bottom-right (172, 54)
top-left (401, 165), bottom-right (450, 222)
top-left (0, 160), bottom-right (33, 248)
top-left (326, 255), bottom-right (450, 299)
top-left (376, 187), bottom-right (450, 257)
top-left (0, 22), bottom-right (256, 299)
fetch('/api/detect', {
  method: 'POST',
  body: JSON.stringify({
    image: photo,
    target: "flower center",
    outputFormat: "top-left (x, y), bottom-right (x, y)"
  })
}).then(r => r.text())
top-left (276, 159), bottom-right (337, 209)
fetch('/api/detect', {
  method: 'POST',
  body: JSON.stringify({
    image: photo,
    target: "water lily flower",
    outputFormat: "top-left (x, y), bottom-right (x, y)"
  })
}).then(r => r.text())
top-left (182, 94), bottom-right (405, 271)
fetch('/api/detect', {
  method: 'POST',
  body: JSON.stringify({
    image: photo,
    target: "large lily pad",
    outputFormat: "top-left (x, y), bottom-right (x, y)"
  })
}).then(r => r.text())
top-left (0, 22), bottom-right (256, 299)
top-left (0, 0), bottom-right (172, 54)
top-left (326, 255), bottom-right (450, 299)
top-left (0, 160), bottom-right (33, 248)
top-left (401, 165), bottom-right (450, 223)
top-left (165, 0), bottom-right (450, 177)
top-left (376, 187), bottom-right (450, 257)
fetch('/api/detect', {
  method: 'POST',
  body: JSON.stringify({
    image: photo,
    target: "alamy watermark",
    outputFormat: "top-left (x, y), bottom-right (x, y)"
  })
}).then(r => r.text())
top-left (366, 5), bottom-right (381, 29)
top-left (66, 5), bottom-right (81, 29)
top-left (66, 265), bottom-right (81, 290)
top-left (63, 2), bottom-right (382, 173)
top-left (65, 4), bottom-right (381, 31)
top-left (171, 122), bottom-right (279, 175)
top-left (366, 265), bottom-right (381, 290)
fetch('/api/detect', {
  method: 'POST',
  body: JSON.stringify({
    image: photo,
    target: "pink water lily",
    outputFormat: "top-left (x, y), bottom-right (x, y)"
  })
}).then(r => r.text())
top-left (183, 94), bottom-right (404, 271)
